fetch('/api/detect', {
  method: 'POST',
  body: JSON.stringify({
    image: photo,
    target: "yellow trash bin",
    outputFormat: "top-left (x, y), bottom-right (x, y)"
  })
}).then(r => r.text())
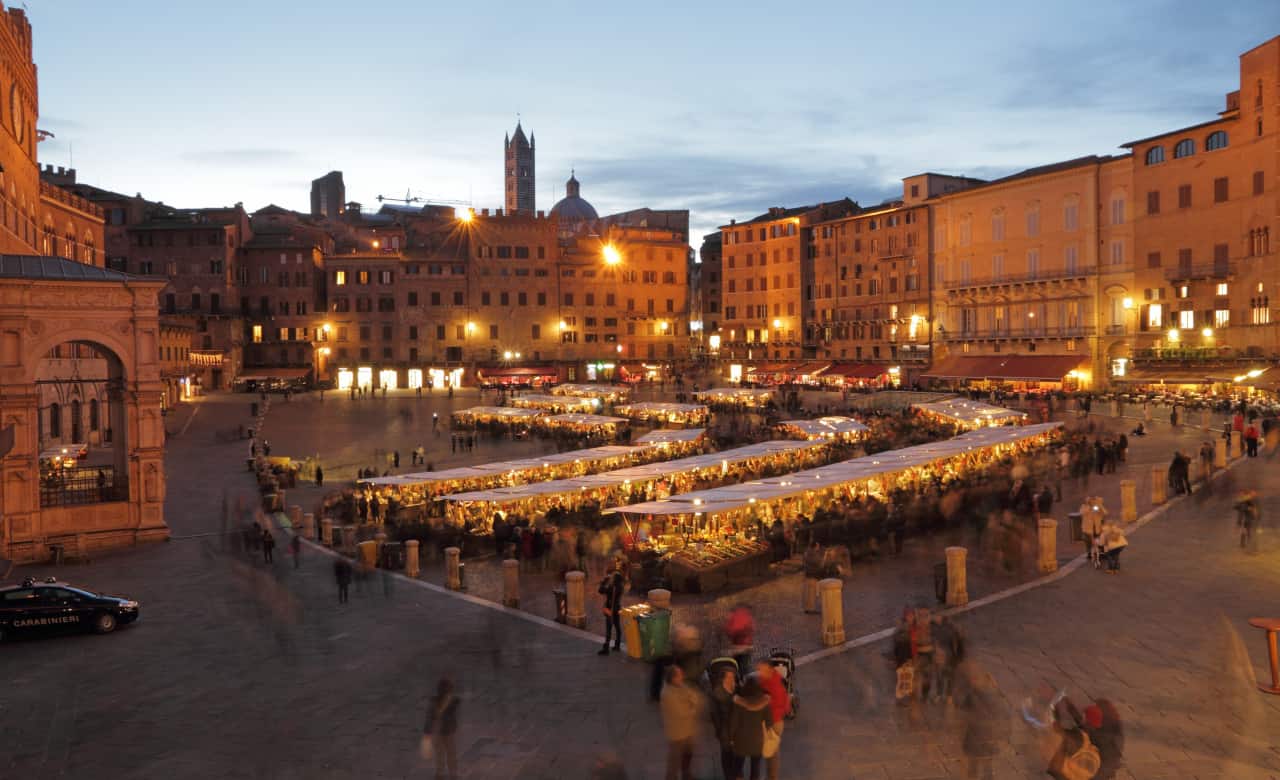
top-left (356, 540), bottom-right (378, 568)
top-left (620, 604), bottom-right (649, 660)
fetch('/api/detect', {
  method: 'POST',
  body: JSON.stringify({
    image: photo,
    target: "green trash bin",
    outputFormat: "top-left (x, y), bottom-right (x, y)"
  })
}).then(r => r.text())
top-left (635, 608), bottom-right (672, 662)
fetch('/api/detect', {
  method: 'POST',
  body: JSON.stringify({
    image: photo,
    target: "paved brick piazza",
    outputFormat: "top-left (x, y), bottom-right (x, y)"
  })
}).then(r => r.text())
top-left (3, 389), bottom-right (1280, 779)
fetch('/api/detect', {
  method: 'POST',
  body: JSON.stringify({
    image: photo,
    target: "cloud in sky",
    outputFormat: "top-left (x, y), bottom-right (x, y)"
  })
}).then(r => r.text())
top-left (25, 0), bottom-right (1279, 245)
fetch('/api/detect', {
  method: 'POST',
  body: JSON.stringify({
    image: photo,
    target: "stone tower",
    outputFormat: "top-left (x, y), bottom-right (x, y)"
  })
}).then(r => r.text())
top-left (504, 121), bottom-right (535, 213)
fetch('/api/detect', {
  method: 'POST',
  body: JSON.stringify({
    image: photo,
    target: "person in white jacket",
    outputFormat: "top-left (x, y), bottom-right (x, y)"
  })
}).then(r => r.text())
top-left (1080, 497), bottom-right (1107, 559)
top-left (1099, 520), bottom-right (1128, 573)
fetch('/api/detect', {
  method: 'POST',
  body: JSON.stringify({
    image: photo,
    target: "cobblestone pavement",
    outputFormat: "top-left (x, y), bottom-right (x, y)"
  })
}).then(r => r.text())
top-left (2, 393), bottom-right (1279, 779)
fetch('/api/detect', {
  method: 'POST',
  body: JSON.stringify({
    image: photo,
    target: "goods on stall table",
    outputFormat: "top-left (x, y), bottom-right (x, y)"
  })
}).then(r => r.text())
top-left (613, 402), bottom-right (709, 426)
top-left (911, 397), bottom-right (1027, 429)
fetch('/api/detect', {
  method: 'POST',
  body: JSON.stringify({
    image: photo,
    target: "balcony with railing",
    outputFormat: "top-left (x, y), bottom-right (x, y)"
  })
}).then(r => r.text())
top-left (944, 266), bottom-right (1095, 291)
top-left (942, 324), bottom-right (1096, 341)
top-left (40, 466), bottom-right (127, 508)
top-left (1164, 262), bottom-right (1232, 282)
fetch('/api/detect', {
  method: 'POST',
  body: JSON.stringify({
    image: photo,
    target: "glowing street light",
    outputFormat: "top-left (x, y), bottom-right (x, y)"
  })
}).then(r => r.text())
top-left (372, 239), bottom-right (381, 250)
top-left (602, 244), bottom-right (622, 266)
top-left (1167, 328), bottom-right (1180, 343)
top-left (1202, 327), bottom-right (1214, 339)
top-left (503, 350), bottom-right (513, 360)
top-left (466, 321), bottom-right (476, 333)
top-left (1122, 297), bottom-right (1134, 309)
top-left (772, 319), bottom-right (782, 328)
top-left (558, 320), bottom-right (568, 331)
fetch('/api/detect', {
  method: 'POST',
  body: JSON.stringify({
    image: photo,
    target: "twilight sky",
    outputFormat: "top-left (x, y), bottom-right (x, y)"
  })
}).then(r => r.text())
top-left (29, 1), bottom-right (1278, 244)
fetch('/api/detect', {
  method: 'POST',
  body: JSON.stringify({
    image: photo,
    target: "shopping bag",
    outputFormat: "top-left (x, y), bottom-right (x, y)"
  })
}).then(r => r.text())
top-left (895, 663), bottom-right (914, 700)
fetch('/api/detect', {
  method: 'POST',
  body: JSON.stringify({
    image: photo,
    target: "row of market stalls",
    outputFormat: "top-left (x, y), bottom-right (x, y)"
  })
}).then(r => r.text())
top-left (730, 361), bottom-right (898, 389)
top-left (552, 383), bottom-right (631, 403)
top-left (358, 434), bottom-right (706, 497)
top-left (694, 387), bottom-right (777, 410)
top-left (613, 401), bottom-right (709, 427)
top-left (508, 394), bottom-right (603, 414)
top-left (921, 355), bottom-right (1091, 392)
top-left (451, 406), bottom-right (629, 438)
top-left (440, 439), bottom-right (833, 528)
top-left (911, 398), bottom-right (1028, 430)
top-left (607, 422), bottom-right (1062, 591)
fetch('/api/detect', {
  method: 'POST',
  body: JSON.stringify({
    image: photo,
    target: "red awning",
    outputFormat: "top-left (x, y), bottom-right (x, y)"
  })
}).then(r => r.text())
top-left (921, 354), bottom-right (1087, 381)
top-left (824, 363), bottom-right (888, 379)
top-left (237, 368), bottom-right (311, 381)
top-left (787, 361), bottom-right (831, 376)
top-left (746, 362), bottom-right (794, 375)
top-left (476, 366), bottom-right (557, 378)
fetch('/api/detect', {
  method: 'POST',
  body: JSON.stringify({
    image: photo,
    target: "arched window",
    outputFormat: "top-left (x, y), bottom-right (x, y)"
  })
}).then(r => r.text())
top-left (1145, 146), bottom-right (1165, 165)
top-left (89, 399), bottom-right (99, 432)
top-left (1173, 139), bottom-right (1195, 158)
top-left (49, 402), bottom-right (61, 438)
top-left (1205, 130), bottom-right (1228, 151)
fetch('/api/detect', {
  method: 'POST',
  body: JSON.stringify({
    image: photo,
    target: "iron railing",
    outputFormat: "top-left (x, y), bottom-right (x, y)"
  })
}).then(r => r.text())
top-left (40, 466), bottom-right (128, 507)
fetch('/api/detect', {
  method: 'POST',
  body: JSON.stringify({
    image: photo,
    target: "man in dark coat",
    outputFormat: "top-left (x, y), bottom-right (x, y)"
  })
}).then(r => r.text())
top-left (597, 559), bottom-right (626, 656)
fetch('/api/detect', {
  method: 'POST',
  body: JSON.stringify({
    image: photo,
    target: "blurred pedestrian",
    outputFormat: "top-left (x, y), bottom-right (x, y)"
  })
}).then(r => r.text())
top-left (960, 673), bottom-right (1005, 779)
top-left (289, 533), bottom-right (301, 569)
top-left (1085, 699), bottom-right (1124, 779)
top-left (709, 666), bottom-right (738, 780)
top-left (334, 558), bottom-right (352, 603)
top-left (1099, 519), bottom-right (1128, 573)
top-left (314, 464), bottom-right (324, 486)
top-left (729, 676), bottom-right (773, 780)
top-left (724, 604), bottom-right (755, 671)
top-left (597, 558), bottom-right (626, 656)
top-left (752, 660), bottom-right (790, 779)
top-left (660, 665), bottom-right (705, 780)
top-left (261, 529), bottom-right (275, 564)
top-left (422, 677), bottom-right (459, 780)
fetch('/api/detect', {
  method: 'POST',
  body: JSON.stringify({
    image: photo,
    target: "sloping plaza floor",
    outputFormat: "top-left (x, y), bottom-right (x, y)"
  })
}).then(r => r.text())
top-left (1, 391), bottom-right (1279, 778)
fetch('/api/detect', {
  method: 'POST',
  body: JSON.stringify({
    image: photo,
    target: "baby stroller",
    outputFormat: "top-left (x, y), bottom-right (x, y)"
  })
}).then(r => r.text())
top-left (767, 647), bottom-right (798, 720)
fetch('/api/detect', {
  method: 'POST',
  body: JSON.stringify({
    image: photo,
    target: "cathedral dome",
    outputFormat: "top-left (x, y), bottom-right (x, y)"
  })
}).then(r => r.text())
top-left (550, 172), bottom-right (598, 222)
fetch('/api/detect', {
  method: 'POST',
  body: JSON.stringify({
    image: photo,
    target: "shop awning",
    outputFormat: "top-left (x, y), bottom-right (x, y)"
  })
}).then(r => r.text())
top-left (922, 355), bottom-right (1087, 381)
top-left (746, 362), bottom-right (794, 375)
top-left (824, 363), bottom-right (888, 379)
top-left (476, 365), bottom-right (557, 378)
top-left (787, 361), bottom-right (831, 377)
top-left (237, 367), bottom-right (311, 381)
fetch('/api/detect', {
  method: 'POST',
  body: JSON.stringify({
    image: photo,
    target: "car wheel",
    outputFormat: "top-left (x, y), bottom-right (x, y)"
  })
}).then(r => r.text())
top-left (93, 612), bottom-right (117, 634)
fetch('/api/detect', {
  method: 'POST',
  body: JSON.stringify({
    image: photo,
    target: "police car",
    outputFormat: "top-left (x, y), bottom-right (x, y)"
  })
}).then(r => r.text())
top-left (0, 577), bottom-right (139, 642)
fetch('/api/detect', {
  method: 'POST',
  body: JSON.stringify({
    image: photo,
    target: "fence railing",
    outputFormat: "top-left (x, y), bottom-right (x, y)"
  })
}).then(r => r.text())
top-left (40, 466), bottom-right (128, 507)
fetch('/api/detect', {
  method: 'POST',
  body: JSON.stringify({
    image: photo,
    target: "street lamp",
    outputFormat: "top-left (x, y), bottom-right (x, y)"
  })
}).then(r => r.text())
top-left (466, 321), bottom-right (476, 333)
top-left (602, 244), bottom-right (622, 266)
top-left (1167, 328), bottom-right (1180, 343)
top-left (772, 319), bottom-right (782, 329)
top-left (1202, 327), bottom-right (1214, 339)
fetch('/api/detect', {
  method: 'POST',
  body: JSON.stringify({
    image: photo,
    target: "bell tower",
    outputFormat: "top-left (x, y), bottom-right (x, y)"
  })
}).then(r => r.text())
top-left (504, 120), bottom-right (535, 213)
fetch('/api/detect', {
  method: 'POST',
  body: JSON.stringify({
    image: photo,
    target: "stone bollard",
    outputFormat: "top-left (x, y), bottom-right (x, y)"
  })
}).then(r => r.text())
top-left (1215, 437), bottom-right (1228, 468)
top-left (357, 540), bottom-right (378, 568)
top-left (405, 540), bottom-right (420, 578)
top-left (1143, 404), bottom-right (1152, 422)
top-left (1110, 400), bottom-right (1119, 417)
top-left (303, 512), bottom-right (316, 539)
top-left (1232, 430), bottom-right (1243, 459)
top-left (1037, 519), bottom-right (1058, 573)
top-left (445, 547), bottom-right (462, 591)
top-left (565, 571), bottom-right (586, 629)
top-left (820, 578), bottom-right (845, 646)
top-left (945, 546), bottom-right (968, 607)
top-left (288, 504), bottom-right (302, 529)
top-left (802, 577), bottom-right (820, 613)
top-left (1151, 465), bottom-right (1166, 505)
top-left (503, 559), bottom-right (520, 608)
top-left (1201, 408), bottom-right (1211, 429)
top-left (647, 588), bottom-right (671, 611)
top-left (321, 517), bottom-right (334, 546)
top-left (1120, 480), bottom-right (1137, 523)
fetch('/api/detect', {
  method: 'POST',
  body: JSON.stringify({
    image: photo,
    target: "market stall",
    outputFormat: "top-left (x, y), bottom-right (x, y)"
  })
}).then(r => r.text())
top-left (776, 416), bottom-right (869, 442)
top-left (694, 387), bottom-right (776, 410)
top-left (613, 401), bottom-right (709, 427)
top-left (508, 393), bottom-right (603, 414)
top-left (634, 428), bottom-right (708, 456)
top-left (440, 439), bottom-right (831, 532)
top-left (911, 398), bottom-right (1027, 429)
top-left (552, 383), bottom-right (631, 403)
top-left (609, 423), bottom-right (1062, 591)
top-left (533, 413), bottom-right (628, 439)
top-left (451, 406), bottom-right (544, 427)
